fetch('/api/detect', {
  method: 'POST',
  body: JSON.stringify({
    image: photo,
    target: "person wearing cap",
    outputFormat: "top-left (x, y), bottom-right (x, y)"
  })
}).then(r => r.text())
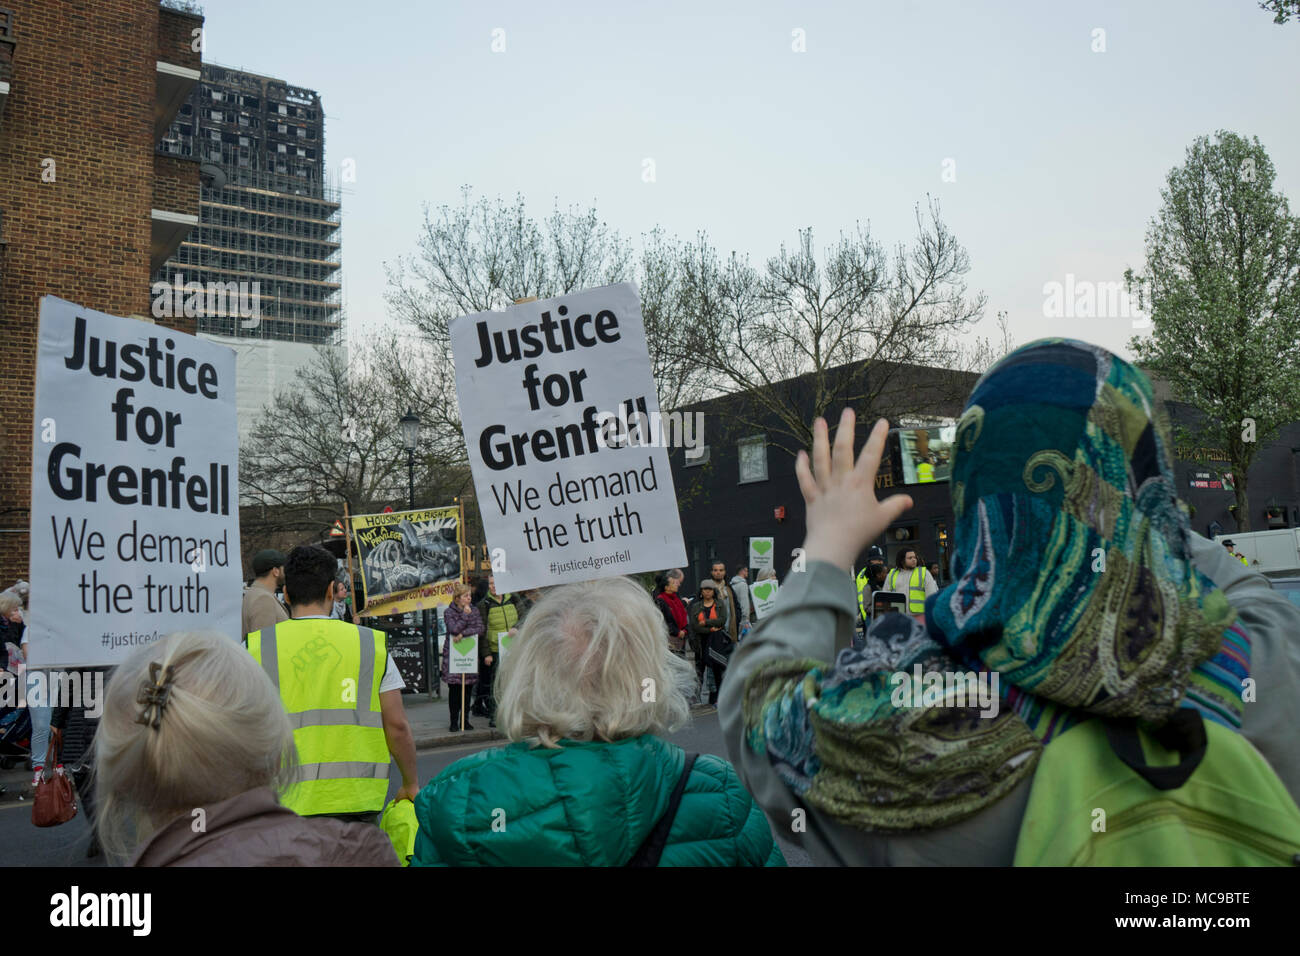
top-left (242, 549), bottom-right (288, 638)
top-left (1221, 539), bottom-right (1249, 566)
top-left (688, 580), bottom-right (730, 706)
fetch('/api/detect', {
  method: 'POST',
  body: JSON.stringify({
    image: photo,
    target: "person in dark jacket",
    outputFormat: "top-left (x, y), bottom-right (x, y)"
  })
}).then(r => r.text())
top-left (442, 582), bottom-right (483, 731)
top-left (654, 569), bottom-right (689, 656)
top-left (474, 575), bottom-right (527, 722)
top-left (94, 631), bottom-right (397, 867)
top-left (687, 581), bottom-right (731, 706)
top-left (412, 577), bottom-right (784, 866)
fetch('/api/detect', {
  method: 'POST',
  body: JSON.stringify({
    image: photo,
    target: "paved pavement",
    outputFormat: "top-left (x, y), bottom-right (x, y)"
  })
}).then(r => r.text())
top-left (0, 691), bottom-right (812, 867)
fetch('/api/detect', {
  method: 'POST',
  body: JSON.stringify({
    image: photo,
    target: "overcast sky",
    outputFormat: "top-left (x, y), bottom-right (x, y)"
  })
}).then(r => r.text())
top-left (196, 0), bottom-right (1300, 362)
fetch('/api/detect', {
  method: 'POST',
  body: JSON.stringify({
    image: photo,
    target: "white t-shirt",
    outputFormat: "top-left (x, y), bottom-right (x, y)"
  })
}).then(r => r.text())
top-left (291, 616), bottom-right (406, 693)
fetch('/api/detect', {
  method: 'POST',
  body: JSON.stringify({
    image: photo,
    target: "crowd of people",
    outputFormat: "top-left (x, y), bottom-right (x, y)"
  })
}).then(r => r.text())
top-left (5, 338), bottom-right (1300, 867)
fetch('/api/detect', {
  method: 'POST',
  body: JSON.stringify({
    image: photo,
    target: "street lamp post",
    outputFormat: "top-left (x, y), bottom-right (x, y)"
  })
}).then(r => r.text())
top-left (398, 409), bottom-right (437, 700)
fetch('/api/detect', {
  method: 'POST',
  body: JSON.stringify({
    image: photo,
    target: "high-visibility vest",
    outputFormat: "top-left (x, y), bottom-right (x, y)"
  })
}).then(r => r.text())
top-left (916, 461), bottom-right (935, 482)
top-left (856, 568), bottom-right (873, 621)
top-left (886, 567), bottom-right (928, 614)
top-left (247, 618), bottom-right (390, 816)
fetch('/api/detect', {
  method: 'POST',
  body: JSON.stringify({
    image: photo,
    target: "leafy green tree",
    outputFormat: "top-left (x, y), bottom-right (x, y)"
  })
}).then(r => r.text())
top-left (1127, 131), bottom-right (1300, 530)
top-left (1258, 1), bottom-right (1300, 25)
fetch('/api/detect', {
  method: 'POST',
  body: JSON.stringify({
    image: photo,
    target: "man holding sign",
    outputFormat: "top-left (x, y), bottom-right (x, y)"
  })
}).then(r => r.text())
top-left (473, 574), bottom-right (526, 724)
top-left (450, 284), bottom-right (686, 592)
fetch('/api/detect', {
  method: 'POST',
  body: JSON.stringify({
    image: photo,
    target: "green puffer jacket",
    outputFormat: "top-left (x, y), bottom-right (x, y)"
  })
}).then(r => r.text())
top-left (411, 735), bottom-right (786, 866)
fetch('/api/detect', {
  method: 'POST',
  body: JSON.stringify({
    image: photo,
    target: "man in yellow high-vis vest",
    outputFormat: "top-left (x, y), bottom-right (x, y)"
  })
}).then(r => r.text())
top-left (855, 547), bottom-right (888, 624)
top-left (884, 547), bottom-right (937, 619)
top-left (1221, 539), bottom-right (1250, 567)
top-left (246, 545), bottom-right (419, 823)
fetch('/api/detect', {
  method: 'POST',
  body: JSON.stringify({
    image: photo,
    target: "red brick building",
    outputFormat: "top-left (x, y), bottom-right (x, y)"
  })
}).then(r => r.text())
top-left (0, 0), bottom-right (204, 581)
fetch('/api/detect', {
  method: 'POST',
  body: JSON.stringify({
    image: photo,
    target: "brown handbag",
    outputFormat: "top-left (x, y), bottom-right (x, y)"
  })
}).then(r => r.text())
top-left (31, 739), bottom-right (78, 828)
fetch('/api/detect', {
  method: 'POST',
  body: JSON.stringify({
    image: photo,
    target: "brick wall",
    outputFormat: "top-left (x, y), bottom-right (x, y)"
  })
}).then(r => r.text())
top-left (153, 151), bottom-right (199, 214)
top-left (0, 1), bottom-right (202, 582)
top-left (157, 6), bottom-right (202, 70)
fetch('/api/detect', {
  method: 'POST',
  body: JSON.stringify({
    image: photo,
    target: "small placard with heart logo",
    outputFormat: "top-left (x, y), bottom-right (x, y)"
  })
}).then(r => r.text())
top-left (750, 579), bottom-right (779, 619)
top-left (749, 537), bottom-right (775, 572)
top-left (449, 634), bottom-right (479, 675)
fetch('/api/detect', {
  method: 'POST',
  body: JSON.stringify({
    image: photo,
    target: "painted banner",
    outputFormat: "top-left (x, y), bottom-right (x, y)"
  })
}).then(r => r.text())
top-left (352, 505), bottom-right (461, 616)
top-left (749, 537), bottom-right (774, 572)
top-left (750, 578), bottom-right (780, 620)
top-left (28, 297), bottom-right (241, 666)
top-left (450, 283), bottom-right (686, 591)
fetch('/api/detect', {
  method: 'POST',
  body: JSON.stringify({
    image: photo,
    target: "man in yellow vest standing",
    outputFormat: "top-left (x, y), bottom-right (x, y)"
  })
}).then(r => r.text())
top-left (247, 545), bottom-right (419, 823)
top-left (885, 547), bottom-right (938, 622)
top-left (1221, 539), bottom-right (1250, 566)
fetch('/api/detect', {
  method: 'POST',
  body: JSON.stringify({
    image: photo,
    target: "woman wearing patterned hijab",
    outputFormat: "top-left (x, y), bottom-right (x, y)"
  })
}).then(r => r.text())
top-left (719, 339), bottom-right (1300, 865)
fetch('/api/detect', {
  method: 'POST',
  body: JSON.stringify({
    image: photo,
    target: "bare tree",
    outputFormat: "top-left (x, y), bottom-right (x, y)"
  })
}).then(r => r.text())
top-left (672, 198), bottom-right (989, 455)
top-left (239, 342), bottom-right (474, 525)
top-left (385, 189), bottom-right (707, 422)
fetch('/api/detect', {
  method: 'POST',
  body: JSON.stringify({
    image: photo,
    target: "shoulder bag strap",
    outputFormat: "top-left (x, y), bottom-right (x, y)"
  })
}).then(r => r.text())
top-left (626, 753), bottom-right (699, 867)
top-left (1101, 710), bottom-right (1207, 791)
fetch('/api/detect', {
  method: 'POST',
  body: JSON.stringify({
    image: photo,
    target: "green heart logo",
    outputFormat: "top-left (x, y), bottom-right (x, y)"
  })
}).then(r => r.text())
top-left (499, 635), bottom-right (513, 653)
top-left (752, 540), bottom-right (772, 555)
top-left (752, 582), bottom-right (774, 601)
top-left (453, 637), bottom-right (475, 656)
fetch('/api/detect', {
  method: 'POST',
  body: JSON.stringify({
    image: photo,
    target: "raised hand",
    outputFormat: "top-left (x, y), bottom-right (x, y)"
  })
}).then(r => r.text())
top-left (794, 410), bottom-right (914, 572)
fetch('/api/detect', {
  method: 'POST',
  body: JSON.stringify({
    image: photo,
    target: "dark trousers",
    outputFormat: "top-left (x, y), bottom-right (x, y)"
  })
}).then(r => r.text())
top-left (473, 658), bottom-right (497, 716)
top-left (447, 683), bottom-right (474, 726)
top-left (705, 660), bottom-right (726, 706)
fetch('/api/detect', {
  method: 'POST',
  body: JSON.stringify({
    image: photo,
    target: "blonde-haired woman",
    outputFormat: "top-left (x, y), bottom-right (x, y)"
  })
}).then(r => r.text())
top-left (412, 576), bottom-right (785, 866)
top-left (95, 631), bottom-right (397, 866)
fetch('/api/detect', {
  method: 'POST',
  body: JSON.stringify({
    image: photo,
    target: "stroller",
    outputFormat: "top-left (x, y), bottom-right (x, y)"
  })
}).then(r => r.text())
top-left (1, 653), bottom-right (32, 771)
top-left (0, 698), bottom-right (32, 770)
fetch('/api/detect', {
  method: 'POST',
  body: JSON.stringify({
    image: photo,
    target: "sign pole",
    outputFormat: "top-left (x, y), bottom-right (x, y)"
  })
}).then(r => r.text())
top-left (342, 501), bottom-right (358, 623)
top-left (458, 497), bottom-right (467, 582)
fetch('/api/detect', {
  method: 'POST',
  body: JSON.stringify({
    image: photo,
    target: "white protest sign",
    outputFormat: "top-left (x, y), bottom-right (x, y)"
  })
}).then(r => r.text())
top-left (448, 634), bottom-right (479, 675)
top-left (28, 297), bottom-right (241, 666)
top-left (749, 537), bottom-right (774, 572)
top-left (498, 632), bottom-right (514, 663)
top-left (750, 578), bottom-right (779, 620)
top-left (451, 283), bottom-right (687, 591)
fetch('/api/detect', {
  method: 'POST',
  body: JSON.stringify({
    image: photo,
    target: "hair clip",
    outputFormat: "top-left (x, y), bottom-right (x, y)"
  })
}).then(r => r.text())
top-left (136, 661), bottom-right (180, 729)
